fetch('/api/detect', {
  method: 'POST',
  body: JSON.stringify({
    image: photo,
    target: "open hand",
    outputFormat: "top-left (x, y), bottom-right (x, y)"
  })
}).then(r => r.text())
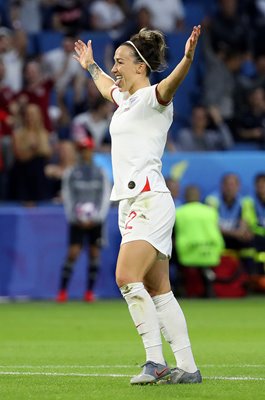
top-left (73, 39), bottom-right (94, 70)
top-left (185, 25), bottom-right (201, 60)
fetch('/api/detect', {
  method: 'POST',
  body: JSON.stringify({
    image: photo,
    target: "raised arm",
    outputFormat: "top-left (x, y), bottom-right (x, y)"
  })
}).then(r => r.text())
top-left (73, 39), bottom-right (115, 102)
top-left (157, 26), bottom-right (201, 103)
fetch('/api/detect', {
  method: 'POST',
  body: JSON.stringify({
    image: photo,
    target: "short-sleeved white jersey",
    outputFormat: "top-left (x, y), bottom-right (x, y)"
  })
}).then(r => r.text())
top-left (109, 84), bottom-right (173, 201)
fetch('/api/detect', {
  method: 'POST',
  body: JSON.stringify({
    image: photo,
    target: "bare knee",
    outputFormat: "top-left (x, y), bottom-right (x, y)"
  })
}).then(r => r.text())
top-left (115, 241), bottom-right (157, 288)
top-left (115, 270), bottom-right (137, 288)
top-left (67, 245), bottom-right (81, 261)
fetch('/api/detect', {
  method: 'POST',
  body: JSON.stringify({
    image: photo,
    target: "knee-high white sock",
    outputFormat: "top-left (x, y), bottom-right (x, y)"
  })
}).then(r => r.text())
top-left (152, 291), bottom-right (197, 373)
top-left (120, 282), bottom-right (165, 365)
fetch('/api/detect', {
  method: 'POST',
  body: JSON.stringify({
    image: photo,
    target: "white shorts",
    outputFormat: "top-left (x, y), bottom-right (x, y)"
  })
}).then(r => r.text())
top-left (118, 191), bottom-right (176, 259)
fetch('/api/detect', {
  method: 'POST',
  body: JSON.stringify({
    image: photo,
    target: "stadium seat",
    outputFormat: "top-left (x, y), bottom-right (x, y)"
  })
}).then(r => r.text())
top-left (79, 31), bottom-right (113, 70)
top-left (162, 33), bottom-right (202, 122)
top-left (232, 142), bottom-right (262, 151)
top-left (35, 31), bottom-right (113, 71)
top-left (184, 2), bottom-right (206, 28)
top-left (183, 0), bottom-right (217, 15)
top-left (35, 31), bottom-right (64, 53)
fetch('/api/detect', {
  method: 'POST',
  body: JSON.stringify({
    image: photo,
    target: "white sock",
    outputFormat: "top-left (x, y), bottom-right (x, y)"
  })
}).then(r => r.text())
top-left (152, 291), bottom-right (197, 373)
top-left (120, 282), bottom-right (165, 365)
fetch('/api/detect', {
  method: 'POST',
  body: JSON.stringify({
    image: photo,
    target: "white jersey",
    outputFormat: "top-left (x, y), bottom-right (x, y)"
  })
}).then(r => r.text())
top-left (109, 84), bottom-right (173, 201)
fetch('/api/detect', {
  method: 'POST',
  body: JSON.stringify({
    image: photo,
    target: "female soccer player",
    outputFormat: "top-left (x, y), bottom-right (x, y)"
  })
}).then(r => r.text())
top-left (73, 25), bottom-right (202, 385)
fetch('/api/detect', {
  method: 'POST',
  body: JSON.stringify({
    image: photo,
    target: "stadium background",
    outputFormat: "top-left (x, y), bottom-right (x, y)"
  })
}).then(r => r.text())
top-left (0, 0), bottom-right (264, 299)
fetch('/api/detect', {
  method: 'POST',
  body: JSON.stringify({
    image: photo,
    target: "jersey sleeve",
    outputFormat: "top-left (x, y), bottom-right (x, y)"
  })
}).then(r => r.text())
top-left (146, 85), bottom-right (172, 112)
top-left (110, 86), bottom-right (123, 107)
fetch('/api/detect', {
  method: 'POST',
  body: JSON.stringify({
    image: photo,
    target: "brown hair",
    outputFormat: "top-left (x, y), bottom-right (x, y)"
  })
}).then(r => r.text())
top-left (123, 28), bottom-right (167, 75)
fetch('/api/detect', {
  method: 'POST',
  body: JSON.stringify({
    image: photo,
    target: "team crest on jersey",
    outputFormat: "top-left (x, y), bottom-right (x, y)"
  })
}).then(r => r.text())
top-left (123, 96), bottom-right (139, 112)
top-left (129, 96), bottom-right (139, 106)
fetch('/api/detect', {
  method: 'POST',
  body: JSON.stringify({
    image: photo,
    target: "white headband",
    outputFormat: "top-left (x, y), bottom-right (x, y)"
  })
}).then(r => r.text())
top-left (125, 40), bottom-right (152, 71)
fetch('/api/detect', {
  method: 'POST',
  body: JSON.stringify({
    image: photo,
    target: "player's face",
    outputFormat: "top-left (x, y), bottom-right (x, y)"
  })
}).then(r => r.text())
top-left (111, 45), bottom-right (143, 93)
top-left (222, 175), bottom-right (240, 201)
top-left (256, 178), bottom-right (265, 202)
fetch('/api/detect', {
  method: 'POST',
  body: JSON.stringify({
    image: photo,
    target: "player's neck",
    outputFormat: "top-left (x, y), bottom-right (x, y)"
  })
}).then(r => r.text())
top-left (129, 77), bottom-right (150, 96)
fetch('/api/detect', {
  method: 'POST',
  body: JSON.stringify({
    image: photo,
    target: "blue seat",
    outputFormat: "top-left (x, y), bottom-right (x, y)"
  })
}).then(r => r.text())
top-left (183, 0), bottom-right (217, 15)
top-left (232, 142), bottom-right (262, 151)
top-left (79, 31), bottom-right (113, 70)
top-left (165, 32), bottom-right (190, 65)
top-left (35, 31), bottom-right (113, 70)
top-left (184, 2), bottom-right (206, 28)
top-left (161, 34), bottom-right (201, 122)
top-left (35, 31), bottom-right (64, 53)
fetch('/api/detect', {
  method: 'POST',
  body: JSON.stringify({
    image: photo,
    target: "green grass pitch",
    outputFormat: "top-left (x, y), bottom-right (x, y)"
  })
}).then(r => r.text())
top-left (0, 297), bottom-right (264, 400)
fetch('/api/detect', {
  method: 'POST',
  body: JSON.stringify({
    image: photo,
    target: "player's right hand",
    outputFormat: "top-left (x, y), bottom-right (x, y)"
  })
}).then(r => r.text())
top-left (73, 40), bottom-right (94, 70)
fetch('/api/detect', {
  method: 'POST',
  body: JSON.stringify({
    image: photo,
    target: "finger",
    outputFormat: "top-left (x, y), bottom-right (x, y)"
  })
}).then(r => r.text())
top-left (192, 25), bottom-right (200, 36)
top-left (74, 47), bottom-right (80, 56)
top-left (77, 39), bottom-right (86, 46)
top-left (75, 40), bottom-right (83, 48)
top-left (74, 43), bottom-right (83, 53)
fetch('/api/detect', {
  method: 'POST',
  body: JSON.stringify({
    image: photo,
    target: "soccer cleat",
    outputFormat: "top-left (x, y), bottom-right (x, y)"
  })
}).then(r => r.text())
top-left (130, 361), bottom-right (171, 385)
top-left (164, 367), bottom-right (202, 384)
top-left (84, 290), bottom-right (95, 302)
top-left (56, 289), bottom-right (68, 303)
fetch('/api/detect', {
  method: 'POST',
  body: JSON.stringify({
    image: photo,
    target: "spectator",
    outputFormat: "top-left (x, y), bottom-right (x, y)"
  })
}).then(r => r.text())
top-left (0, 27), bottom-right (28, 93)
top-left (205, 0), bottom-right (250, 54)
top-left (236, 51), bottom-right (265, 114)
top-left (42, 34), bottom-right (86, 120)
top-left (242, 173), bottom-right (265, 291)
top-left (174, 185), bottom-right (224, 298)
top-left (50, 0), bottom-right (89, 35)
top-left (0, 58), bottom-right (15, 137)
top-left (45, 139), bottom-right (77, 202)
top-left (133, 6), bottom-right (153, 31)
top-left (235, 87), bottom-right (265, 148)
top-left (205, 173), bottom-right (254, 297)
top-left (74, 77), bottom-right (106, 115)
top-left (0, 141), bottom-right (4, 200)
top-left (114, 6), bottom-right (154, 47)
top-left (251, 52), bottom-right (265, 90)
top-left (133, 0), bottom-right (185, 33)
top-left (15, 59), bottom-right (54, 132)
top-left (201, 29), bottom-right (245, 123)
top-left (205, 173), bottom-right (253, 252)
top-left (71, 97), bottom-right (113, 152)
top-left (89, 0), bottom-right (127, 40)
top-left (166, 176), bottom-right (182, 296)
top-left (247, 0), bottom-right (265, 54)
top-left (0, 58), bottom-right (16, 200)
top-left (56, 136), bottom-right (111, 302)
top-left (166, 177), bottom-right (181, 207)
top-left (8, 103), bottom-right (52, 205)
top-left (173, 105), bottom-right (234, 151)
top-left (0, 1), bottom-right (11, 28)
top-left (9, 0), bottom-right (42, 33)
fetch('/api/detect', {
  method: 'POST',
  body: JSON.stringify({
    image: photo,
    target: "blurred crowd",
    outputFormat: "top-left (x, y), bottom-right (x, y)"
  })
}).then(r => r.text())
top-left (167, 172), bottom-right (265, 297)
top-left (0, 0), bottom-right (264, 203)
top-left (0, 0), bottom-right (264, 298)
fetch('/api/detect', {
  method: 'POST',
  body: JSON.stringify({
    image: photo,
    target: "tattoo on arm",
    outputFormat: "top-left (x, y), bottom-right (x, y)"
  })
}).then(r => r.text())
top-left (88, 63), bottom-right (101, 80)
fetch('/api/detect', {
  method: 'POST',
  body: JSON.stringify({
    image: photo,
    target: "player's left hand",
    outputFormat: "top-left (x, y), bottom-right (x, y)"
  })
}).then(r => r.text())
top-left (185, 25), bottom-right (201, 60)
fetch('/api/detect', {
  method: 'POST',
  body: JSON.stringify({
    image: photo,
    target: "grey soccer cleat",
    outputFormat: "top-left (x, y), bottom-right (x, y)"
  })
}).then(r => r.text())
top-left (166, 367), bottom-right (202, 384)
top-left (130, 361), bottom-right (171, 385)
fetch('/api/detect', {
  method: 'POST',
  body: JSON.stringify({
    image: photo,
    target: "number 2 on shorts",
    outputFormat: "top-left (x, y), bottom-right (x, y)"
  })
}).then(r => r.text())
top-left (125, 211), bottom-right (137, 230)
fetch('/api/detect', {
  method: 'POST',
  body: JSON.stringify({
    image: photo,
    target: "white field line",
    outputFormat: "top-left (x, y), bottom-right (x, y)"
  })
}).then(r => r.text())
top-left (0, 364), bottom-right (264, 369)
top-left (0, 372), bottom-right (131, 377)
top-left (0, 371), bottom-right (264, 381)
